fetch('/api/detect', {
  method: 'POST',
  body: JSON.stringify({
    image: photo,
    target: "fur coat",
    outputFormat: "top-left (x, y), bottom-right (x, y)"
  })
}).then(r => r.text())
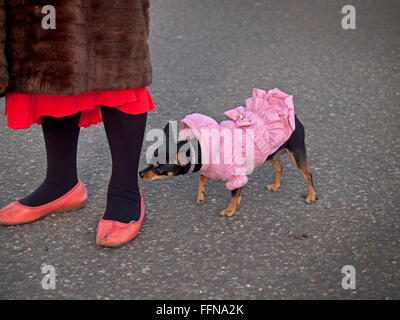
top-left (0, 0), bottom-right (152, 97)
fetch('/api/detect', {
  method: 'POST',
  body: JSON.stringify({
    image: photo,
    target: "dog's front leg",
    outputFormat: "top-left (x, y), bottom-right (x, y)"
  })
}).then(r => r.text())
top-left (220, 188), bottom-right (242, 217)
top-left (197, 175), bottom-right (209, 204)
top-left (267, 156), bottom-right (282, 192)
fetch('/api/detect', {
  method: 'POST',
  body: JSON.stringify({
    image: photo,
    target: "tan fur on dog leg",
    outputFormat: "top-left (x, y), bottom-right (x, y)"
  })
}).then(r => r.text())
top-left (220, 188), bottom-right (242, 217)
top-left (197, 175), bottom-right (209, 204)
top-left (267, 156), bottom-right (283, 192)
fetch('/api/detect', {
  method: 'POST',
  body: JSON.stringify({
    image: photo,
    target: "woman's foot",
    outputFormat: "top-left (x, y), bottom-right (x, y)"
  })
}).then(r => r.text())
top-left (102, 187), bottom-right (141, 223)
top-left (19, 179), bottom-right (79, 207)
top-left (96, 192), bottom-right (145, 247)
top-left (0, 180), bottom-right (88, 225)
top-left (19, 113), bottom-right (82, 208)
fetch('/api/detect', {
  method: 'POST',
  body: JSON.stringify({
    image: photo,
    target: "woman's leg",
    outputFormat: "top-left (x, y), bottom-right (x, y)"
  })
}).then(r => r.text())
top-left (101, 106), bottom-right (147, 223)
top-left (19, 113), bottom-right (81, 207)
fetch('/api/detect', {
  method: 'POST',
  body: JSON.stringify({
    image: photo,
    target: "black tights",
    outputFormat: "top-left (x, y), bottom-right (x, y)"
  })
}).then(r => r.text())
top-left (101, 106), bottom-right (147, 223)
top-left (20, 107), bottom-right (147, 223)
top-left (20, 113), bottom-right (81, 207)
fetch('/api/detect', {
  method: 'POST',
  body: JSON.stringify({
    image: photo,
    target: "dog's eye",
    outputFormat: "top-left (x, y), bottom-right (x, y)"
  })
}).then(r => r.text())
top-left (154, 164), bottom-right (162, 173)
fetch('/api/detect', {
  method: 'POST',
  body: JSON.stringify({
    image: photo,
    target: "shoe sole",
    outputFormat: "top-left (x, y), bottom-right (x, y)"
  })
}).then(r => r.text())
top-left (0, 201), bottom-right (87, 226)
top-left (97, 227), bottom-right (142, 248)
top-left (97, 238), bottom-right (137, 248)
top-left (53, 202), bottom-right (86, 214)
top-left (97, 242), bottom-right (125, 248)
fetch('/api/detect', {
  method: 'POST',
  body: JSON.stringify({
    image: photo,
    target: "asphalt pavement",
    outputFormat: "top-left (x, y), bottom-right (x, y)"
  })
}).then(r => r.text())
top-left (0, 0), bottom-right (399, 299)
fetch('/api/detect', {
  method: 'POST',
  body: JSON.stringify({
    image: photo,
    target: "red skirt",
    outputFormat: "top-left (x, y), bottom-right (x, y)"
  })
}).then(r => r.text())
top-left (4, 87), bottom-right (155, 129)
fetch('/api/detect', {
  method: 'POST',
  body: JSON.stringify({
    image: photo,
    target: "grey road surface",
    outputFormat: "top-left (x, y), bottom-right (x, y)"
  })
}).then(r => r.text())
top-left (0, 0), bottom-right (399, 299)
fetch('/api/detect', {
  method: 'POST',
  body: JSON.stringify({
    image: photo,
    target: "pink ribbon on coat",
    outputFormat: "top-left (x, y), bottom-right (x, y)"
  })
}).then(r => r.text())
top-left (224, 106), bottom-right (256, 127)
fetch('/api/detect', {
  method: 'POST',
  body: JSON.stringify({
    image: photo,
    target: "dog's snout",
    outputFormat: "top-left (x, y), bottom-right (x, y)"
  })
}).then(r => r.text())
top-left (139, 169), bottom-right (146, 178)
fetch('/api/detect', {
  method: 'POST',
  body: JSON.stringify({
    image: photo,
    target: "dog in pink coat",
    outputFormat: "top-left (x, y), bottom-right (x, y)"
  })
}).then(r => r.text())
top-left (140, 88), bottom-right (317, 217)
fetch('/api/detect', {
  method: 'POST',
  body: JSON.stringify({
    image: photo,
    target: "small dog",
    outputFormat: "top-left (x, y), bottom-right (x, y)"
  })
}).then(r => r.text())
top-left (140, 88), bottom-right (316, 217)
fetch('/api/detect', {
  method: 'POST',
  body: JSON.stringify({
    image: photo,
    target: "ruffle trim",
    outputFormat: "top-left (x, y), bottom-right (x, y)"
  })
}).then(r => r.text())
top-left (225, 88), bottom-right (296, 159)
top-left (4, 88), bottom-right (155, 129)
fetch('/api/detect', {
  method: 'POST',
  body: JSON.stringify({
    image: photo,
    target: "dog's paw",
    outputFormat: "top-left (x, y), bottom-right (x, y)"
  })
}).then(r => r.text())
top-left (267, 184), bottom-right (280, 192)
top-left (304, 193), bottom-right (317, 204)
top-left (197, 192), bottom-right (205, 204)
top-left (220, 209), bottom-right (235, 217)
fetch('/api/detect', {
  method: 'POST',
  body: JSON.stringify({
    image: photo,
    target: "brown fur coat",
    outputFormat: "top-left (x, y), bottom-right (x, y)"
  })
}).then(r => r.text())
top-left (0, 0), bottom-right (152, 97)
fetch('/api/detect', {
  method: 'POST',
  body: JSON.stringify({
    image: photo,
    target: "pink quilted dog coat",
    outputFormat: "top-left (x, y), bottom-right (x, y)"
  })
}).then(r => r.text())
top-left (179, 88), bottom-right (296, 190)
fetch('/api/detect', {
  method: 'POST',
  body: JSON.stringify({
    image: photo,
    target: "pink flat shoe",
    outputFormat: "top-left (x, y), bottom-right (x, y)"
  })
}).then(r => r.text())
top-left (0, 180), bottom-right (88, 226)
top-left (96, 192), bottom-right (145, 247)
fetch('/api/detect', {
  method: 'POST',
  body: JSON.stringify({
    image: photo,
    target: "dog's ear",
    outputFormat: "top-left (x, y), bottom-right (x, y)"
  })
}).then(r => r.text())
top-left (176, 141), bottom-right (191, 166)
top-left (163, 122), bottom-right (170, 142)
top-left (177, 152), bottom-right (189, 166)
top-left (163, 121), bottom-right (178, 143)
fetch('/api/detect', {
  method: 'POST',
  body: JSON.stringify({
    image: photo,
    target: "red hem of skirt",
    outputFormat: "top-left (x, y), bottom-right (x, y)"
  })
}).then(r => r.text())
top-left (4, 88), bottom-right (155, 130)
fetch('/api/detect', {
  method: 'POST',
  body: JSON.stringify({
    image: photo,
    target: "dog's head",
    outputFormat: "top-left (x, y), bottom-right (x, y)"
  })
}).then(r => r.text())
top-left (139, 123), bottom-right (199, 181)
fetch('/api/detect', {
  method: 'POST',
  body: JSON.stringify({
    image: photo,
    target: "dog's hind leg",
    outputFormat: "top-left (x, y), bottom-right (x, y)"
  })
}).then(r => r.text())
top-left (197, 175), bottom-right (209, 204)
top-left (286, 117), bottom-right (317, 204)
top-left (267, 156), bottom-right (283, 192)
top-left (220, 188), bottom-right (242, 217)
top-left (287, 151), bottom-right (316, 204)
